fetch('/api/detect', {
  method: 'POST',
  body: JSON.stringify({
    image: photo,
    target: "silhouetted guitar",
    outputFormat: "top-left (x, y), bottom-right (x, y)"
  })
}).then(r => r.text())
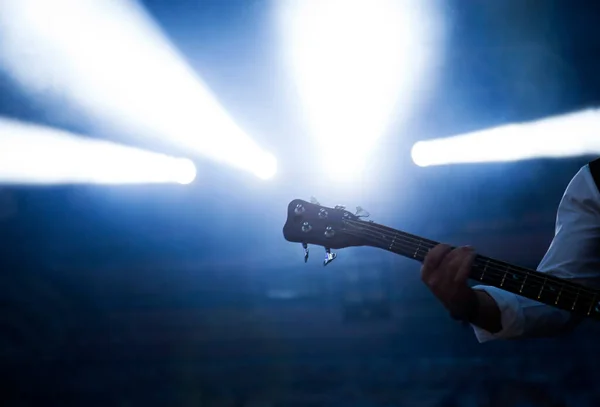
top-left (282, 198), bottom-right (600, 320)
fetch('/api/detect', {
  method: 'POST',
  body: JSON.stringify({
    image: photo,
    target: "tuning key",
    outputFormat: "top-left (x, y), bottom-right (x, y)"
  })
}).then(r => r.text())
top-left (310, 196), bottom-right (320, 205)
top-left (301, 221), bottom-right (312, 233)
top-left (302, 242), bottom-right (309, 263)
top-left (324, 247), bottom-right (337, 266)
top-left (334, 205), bottom-right (346, 210)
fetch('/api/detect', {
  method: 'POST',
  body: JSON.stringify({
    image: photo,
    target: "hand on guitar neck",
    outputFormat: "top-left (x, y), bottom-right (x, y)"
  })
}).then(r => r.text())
top-left (421, 244), bottom-right (502, 333)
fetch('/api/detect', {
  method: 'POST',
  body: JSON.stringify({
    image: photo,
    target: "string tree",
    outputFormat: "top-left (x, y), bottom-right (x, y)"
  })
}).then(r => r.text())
top-left (355, 206), bottom-right (370, 218)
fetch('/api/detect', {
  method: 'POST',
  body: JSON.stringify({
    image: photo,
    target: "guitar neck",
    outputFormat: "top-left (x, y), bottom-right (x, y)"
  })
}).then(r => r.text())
top-left (345, 219), bottom-right (600, 320)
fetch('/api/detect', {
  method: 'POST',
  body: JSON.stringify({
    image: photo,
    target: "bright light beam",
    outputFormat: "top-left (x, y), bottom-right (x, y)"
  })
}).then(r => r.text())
top-left (411, 109), bottom-right (600, 167)
top-left (0, 118), bottom-right (196, 185)
top-left (278, 0), bottom-right (443, 180)
top-left (0, 0), bottom-right (276, 180)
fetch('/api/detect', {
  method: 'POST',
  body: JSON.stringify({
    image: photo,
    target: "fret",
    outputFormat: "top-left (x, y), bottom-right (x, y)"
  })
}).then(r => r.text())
top-left (388, 232), bottom-right (397, 251)
top-left (554, 285), bottom-right (564, 305)
top-left (480, 259), bottom-right (489, 281)
top-left (571, 287), bottom-right (581, 311)
top-left (519, 272), bottom-right (528, 294)
top-left (413, 240), bottom-right (422, 259)
top-left (588, 294), bottom-right (597, 316)
top-left (537, 277), bottom-right (547, 299)
top-left (500, 265), bottom-right (508, 287)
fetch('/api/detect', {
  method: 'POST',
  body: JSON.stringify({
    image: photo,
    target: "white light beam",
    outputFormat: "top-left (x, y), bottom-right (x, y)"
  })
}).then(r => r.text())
top-left (412, 109), bottom-right (600, 167)
top-left (0, 0), bottom-right (276, 179)
top-left (0, 118), bottom-right (196, 185)
top-left (279, 0), bottom-right (443, 180)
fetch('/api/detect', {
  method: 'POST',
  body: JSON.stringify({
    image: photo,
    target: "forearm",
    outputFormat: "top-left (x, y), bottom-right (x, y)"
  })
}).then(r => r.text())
top-left (470, 285), bottom-right (577, 342)
top-left (469, 289), bottom-right (502, 334)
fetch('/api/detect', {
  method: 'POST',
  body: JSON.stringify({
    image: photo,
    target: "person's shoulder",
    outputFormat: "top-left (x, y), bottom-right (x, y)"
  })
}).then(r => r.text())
top-left (565, 161), bottom-right (600, 201)
top-left (588, 158), bottom-right (600, 193)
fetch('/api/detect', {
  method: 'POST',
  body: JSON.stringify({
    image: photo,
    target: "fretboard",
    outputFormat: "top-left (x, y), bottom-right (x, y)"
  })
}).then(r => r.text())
top-left (343, 219), bottom-right (600, 320)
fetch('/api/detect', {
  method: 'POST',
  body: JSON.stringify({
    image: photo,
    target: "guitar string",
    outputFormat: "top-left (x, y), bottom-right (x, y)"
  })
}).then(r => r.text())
top-left (343, 219), bottom-right (595, 299)
top-left (348, 219), bottom-right (599, 299)
top-left (344, 218), bottom-right (593, 292)
top-left (341, 220), bottom-right (597, 305)
top-left (342, 225), bottom-right (582, 299)
top-left (340, 226), bottom-right (590, 308)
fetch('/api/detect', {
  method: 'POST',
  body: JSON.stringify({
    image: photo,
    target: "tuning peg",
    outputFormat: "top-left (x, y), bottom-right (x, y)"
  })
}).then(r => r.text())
top-left (355, 206), bottom-right (370, 218)
top-left (294, 203), bottom-right (306, 215)
top-left (334, 205), bottom-right (346, 210)
top-left (302, 242), bottom-right (309, 263)
top-left (324, 247), bottom-right (337, 266)
top-left (310, 196), bottom-right (320, 205)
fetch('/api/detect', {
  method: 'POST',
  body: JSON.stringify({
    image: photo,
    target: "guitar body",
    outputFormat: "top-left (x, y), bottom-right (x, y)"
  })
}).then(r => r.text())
top-left (283, 199), bottom-right (600, 322)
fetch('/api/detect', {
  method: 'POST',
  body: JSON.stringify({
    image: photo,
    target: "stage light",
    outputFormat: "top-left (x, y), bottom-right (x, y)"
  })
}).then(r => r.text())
top-left (411, 109), bottom-right (600, 167)
top-left (0, 118), bottom-right (196, 185)
top-left (278, 0), bottom-right (443, 180)
top-left (0, 0), bottom-right (275, 179)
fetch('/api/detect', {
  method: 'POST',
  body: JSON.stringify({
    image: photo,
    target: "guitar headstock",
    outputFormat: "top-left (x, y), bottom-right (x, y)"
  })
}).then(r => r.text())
top-left (282, 198), bottom-right (370, 265)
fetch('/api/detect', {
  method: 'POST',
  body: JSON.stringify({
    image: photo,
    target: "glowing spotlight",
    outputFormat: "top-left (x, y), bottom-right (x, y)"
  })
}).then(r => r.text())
top-left (278, 0), bottom-right (444, 180)
top-left (172, 158), bottom-right (198, 185)
top-left (411, 109), bottom-right (600, 167)
top-left (410, 142), bottom-right (431, 168)
top-left (0, 0), bottom-right (275, 179)
top-left (0, 118), bottom-right (196, 185)
top-left (252, 152), bottom-right (278, 180)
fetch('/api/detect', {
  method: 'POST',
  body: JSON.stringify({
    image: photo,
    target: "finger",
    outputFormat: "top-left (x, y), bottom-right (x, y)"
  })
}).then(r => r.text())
top-left (420, 244), bottom-right (452, 282)
top-left (433, 249), bottom-right (466, 287)
top-left (443, 245), bottom-right (472, 261)
top-left (437, 245), bottom-right (468, 271)
top-left (436, 246), bottom-right (472, 281)
top-left (453, 249), bottom-right (476, 284)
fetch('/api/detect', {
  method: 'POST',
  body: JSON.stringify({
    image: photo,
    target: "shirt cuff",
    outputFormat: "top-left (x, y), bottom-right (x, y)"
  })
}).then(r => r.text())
top-left (470, 285), bottom-right (525, 343)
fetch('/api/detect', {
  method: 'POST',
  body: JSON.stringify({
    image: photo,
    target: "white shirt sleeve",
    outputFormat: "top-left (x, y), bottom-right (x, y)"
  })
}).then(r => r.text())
top-left (471, 164), bottom-right (600, 343)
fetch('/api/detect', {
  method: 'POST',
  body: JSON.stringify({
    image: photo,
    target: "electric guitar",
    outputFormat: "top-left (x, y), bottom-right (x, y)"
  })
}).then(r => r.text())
top-left (282, 198), bottom-right (600, 320)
